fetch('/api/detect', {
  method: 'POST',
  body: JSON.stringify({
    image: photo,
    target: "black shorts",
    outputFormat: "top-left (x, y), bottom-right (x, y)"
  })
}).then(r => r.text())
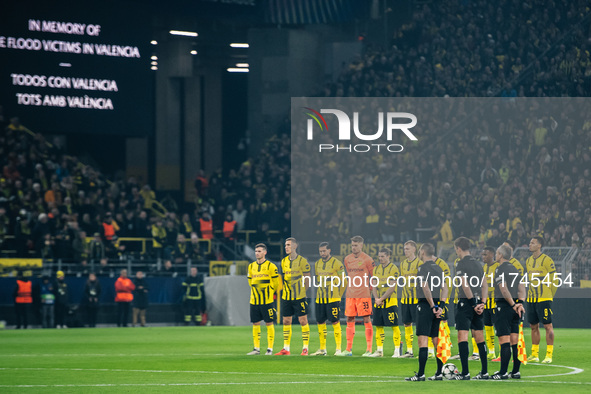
top-left (316, 301), bottom-right (340, 323)
top-left (527, 301), bottom-right (553, 325)
top-left (281, 298), bottom-right (308, 317)
top-left (416, 301), bottom-right (440, 338)
top-left (373, 305), bottom-right (399, 327)
top-left (401, 303), bottom-right (417, 325)
top-left (494, 303), bottom-right (520, 336)
top-left (455, 299), bottom-right (484, 331)
top-left (250, 303), bottom-right (276, 323)
top-left (484, 308), bottom-right (495, 326)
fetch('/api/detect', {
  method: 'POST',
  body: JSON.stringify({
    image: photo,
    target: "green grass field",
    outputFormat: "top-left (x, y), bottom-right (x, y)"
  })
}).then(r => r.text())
top-left (1, 325), bottom-right (590, 393)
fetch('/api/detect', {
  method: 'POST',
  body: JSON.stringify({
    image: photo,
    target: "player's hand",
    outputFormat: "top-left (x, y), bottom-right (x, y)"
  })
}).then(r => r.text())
top-left (375, 298), bottom-right (383, 307)
top-left (514, 304), bottom-right (524, 318)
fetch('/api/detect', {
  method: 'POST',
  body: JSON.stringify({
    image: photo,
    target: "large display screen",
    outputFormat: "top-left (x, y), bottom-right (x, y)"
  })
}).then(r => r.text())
top-left (0, 2), bottom-right (153, 135)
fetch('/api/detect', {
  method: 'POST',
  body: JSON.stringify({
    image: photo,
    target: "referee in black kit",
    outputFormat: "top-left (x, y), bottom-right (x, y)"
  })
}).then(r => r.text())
top-left (482, 244), bottom-right (525, 380)
top-left (453, 237), bottom-right (488, 380)
top-left (405, 243), bottom-right (448, 382)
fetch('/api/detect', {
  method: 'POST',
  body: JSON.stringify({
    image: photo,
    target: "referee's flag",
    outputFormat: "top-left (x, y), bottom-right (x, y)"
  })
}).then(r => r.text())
top-left (437, 321), bottom-right (451, 363)
top-left (518, 322), bottom-right (527, 365)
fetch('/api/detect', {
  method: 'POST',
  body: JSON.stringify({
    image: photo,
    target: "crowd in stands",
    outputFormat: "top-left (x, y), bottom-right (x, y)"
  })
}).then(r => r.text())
top-left (2, 0), bottom-right (591, 284)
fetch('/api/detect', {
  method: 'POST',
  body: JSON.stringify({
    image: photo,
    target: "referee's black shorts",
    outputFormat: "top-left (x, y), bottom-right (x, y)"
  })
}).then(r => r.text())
top-left (484, 308), bottom-right (495, 326)
top-left (401, 303), bottom-right (417, 325)
top-left (493, 302), bottom-right (520, 337)
top-left (455, 299), bottom-right (484, 331)
top-left (416, 301), bottom-right (440, 338)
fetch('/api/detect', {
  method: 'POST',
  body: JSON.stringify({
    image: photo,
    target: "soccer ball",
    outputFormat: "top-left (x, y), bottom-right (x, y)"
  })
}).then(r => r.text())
top-left (442, 363), bottom-right (458, 380)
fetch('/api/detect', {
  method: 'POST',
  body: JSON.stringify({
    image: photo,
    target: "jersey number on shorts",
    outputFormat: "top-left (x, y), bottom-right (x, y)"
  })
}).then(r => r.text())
top-left (268, 308), bottom-right (274, 318)
top-left (332, 307), bottom-right (339, 318)
top-left (388, 312), bottom-right (396, 322)
top-left (363, 301), bottom-right (369, 310)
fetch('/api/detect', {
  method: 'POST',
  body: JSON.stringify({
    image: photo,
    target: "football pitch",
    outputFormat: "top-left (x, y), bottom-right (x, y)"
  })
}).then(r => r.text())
top-left (1, 326), bottom-right (590, 393)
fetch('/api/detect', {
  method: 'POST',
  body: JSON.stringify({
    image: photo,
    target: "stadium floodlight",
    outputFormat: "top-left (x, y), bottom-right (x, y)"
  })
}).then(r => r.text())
top-left (151, 66), bottom-right (158, 70)
top-left (151, 61), bottom-right (158, 65)
top-left (190, 50), bottom-right (198, 55)
top-left (58, 63), bottom-right (72, 67)
top-left (236, 63), bottom-right (249, 67)
top-left (150, 40), bottom-right (158, 45)
top-left (151, 55), bottom-right (158, 60)
top-left (227, 67), bottom-right (249, 73)
top-left (169, 30), bottom-right (198, 37)
top-left (230, 43), bottom-right (249, 48)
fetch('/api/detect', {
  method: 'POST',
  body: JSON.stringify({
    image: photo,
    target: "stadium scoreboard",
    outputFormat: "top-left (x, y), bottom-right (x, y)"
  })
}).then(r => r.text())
top-left (0, 2), bottom-right (152, 136)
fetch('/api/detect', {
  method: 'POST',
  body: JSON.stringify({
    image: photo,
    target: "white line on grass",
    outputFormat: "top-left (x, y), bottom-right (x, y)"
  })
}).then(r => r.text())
top-left (0, 363), bottom-right (583, 380)
top-left (0, 353), bottom-right (233, 357)
top-left (0, 380), bottom-right (590, 388)
top-left (0, 367), bottom-right (404, 379)
top-left (525, 363), bottom-right (584, 378)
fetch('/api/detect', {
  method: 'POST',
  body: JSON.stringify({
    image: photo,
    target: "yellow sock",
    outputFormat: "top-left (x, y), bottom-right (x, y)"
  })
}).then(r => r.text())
top-left (375, 326), bottom-right (384, 350)
top-left (531, 344), bottom-right (539, 357)
top-left (472, 337), bottom-right (478, 354)
top-left (485, 326), bottom-right (495, 353)
top-left (333, 323), bottom-right (342, 351)
top-left (302, 324), bottom-right (310, 349)
top-left (318, 323), bottom-right (327, 350)
top-left (428, 337), bottom-right (434, 353)
top-left (546, 345), bottom-right (553, 358)
top-left (405, 326), bottom-right (414, 353)
top-left (392, 326), bottom-right (401, 348)
top-left (253, 325), bottom-right (261, 349)
top-left (283, 325), bottom-right (292, 350)
top-left (267, 324), bottom-right (275, 350)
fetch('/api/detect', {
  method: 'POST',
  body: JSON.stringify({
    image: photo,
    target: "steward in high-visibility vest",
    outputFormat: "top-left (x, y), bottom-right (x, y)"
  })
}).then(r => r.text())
top-left (223, 214), bottom-right (237, 241)
top-left (115, 269), bottom-right (135, 327)
top-left (199, 213), bottom-right (213, 240)
top-left (14, 272), bottom-right (32, 329)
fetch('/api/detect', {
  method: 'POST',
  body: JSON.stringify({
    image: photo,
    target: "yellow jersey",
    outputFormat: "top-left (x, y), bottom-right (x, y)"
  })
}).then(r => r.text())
top-left (509, 257), bottom-right (525, 276)
top-left (248, 260), bottom-right (279, 305)
top-left (526, 253), bottom-right (557, 302)
top-left (400, 257), bottom-right (422, 304)
top-left (373, 262), bottom-right (400, 308)
top-left (280, 255), bottom-right (311, 301)
top-left (314, 256), bottom-right (345, 304)
top-left (483, 262), bottom-right (499, 309)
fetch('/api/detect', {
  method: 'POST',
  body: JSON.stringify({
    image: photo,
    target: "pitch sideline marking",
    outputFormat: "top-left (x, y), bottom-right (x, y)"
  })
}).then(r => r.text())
top-left (0, 363), bottom-right (583, 380)
top-left (0, 380), bottom-right (590, 388)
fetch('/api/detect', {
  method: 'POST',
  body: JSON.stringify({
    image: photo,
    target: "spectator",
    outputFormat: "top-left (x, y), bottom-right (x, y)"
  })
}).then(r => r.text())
top-left (232, 199), bottom-right (247, 231)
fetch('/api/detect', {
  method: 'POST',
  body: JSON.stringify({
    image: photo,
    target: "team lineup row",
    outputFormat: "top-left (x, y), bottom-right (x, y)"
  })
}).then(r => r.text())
top-left (247, 236), bottom-right (556, 381)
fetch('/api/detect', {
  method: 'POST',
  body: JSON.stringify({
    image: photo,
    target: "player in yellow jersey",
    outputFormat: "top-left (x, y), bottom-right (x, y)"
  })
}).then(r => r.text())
top-left (369, 247), bottom-right (401, 358)
top-left (311, 242), bottom-right (345, 356)
top-left (481, 246), bottom-right (499, 360)
top-left (276, 237), bottom-right (311, 356)
top-left (526, 236), bottom-right (557, 363)
top-left (400, 240), bottom-right (422, 358)
top-left (247, 243), bottom-right (279, 355)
